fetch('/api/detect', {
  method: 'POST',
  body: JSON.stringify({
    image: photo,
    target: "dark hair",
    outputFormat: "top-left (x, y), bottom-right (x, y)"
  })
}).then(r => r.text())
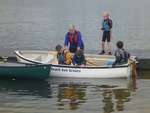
top-left (116, 41), bottom-right (124, 49)
top-left (55, 45), bottom-right (62, 51)
top-left (75, 49), bottom-right (83, 57)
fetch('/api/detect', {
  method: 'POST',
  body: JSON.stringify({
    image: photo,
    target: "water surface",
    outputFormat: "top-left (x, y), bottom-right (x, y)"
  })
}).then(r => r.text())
top-left (0, 77), bottom-right (149, 113)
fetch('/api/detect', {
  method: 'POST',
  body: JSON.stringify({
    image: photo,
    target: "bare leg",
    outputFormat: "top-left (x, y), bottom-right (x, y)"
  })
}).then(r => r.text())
top-left (102, 41), bottom-right (105, 51)
top-left (107, 42), bottom-right (112, 53)
top-left (99, 41), bottom-right (105, 54)
top-left (107, 31), bottom-right (112, 54)
top-left (99, 31), bottom-right (105, 54)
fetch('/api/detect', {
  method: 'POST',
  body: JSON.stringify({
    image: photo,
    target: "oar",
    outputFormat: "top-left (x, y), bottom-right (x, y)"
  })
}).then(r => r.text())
top-left (86, 57), bottom-right (115, 61)
top-left (86, 60), bottom-right (98, 66)
top-left (129, 58), bottom-right (137, 79)
top-left (132, 61), bottom-right (137, 79)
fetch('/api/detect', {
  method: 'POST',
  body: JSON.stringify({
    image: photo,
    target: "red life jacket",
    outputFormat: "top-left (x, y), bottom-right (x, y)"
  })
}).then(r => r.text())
top-left (68, 31), bottom-right (78, 46)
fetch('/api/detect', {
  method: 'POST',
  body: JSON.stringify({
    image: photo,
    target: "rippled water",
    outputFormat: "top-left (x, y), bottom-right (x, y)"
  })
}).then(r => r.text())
top-left (0, 76), bottom-right (149, 113)
top-left (0, 78), bottom-right (135, 113)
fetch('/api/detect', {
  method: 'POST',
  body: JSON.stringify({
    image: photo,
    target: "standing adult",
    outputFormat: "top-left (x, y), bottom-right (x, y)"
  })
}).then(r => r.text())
top-left (99, 11), bottom-right (113, 55)
top-left (64, 25), bottom-right (84, 53)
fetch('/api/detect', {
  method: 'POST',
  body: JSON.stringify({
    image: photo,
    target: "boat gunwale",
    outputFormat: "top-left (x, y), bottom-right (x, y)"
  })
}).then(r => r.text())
top-left (15, 50), bottom-right (130, 69)
top-left (14, 51), bottom-right (44, 64)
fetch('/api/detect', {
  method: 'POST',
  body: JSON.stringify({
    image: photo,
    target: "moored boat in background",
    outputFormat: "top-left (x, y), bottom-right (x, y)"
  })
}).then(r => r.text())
top-left (0, 61), bottom-right (51, 79)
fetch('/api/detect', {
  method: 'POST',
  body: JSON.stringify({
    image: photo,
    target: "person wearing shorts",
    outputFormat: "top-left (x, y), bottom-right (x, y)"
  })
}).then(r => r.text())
top-left (99, 11), bottom-right (113, 55)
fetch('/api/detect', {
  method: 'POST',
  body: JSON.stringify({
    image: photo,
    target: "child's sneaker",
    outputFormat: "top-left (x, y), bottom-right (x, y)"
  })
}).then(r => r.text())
top-left (108, 52), bottom-right (112, 55)
top-left (99, 50), bottom-right (105, 55)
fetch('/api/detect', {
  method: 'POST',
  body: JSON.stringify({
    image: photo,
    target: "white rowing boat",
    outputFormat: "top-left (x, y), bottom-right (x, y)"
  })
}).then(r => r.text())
top-left (14, 50), bottom-right (131, 78)
top-left (14, 50), bottom-right (55, 64)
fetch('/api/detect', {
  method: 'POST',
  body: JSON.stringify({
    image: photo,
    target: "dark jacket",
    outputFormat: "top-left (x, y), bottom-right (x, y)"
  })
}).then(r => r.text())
top-left (114, 49), bottom-right (130, 65)
top-left (73, 54), bottom-right (86, 65)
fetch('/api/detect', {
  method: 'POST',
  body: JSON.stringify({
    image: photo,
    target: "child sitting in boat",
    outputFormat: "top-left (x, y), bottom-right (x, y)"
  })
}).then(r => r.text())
top-left (113, 41), bottom-right (130, 65)
top-left (55, 45), bottom-right (72, 65)
top-left (73, 49), bottom-right (86, 66)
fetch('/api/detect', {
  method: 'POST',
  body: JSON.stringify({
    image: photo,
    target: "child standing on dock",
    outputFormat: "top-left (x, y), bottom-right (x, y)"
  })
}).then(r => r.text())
top-left (99, 11), bottom-right (113, 55)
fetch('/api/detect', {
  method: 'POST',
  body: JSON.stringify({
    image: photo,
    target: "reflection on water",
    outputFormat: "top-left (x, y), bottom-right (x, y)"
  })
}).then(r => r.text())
top-left (92, 84), bottom-right (133, 113)
top-left (0, 78), bottom-right (137, 113)
top-left (0, 79), bottom-right (51, 98)
top-left (113, 89), bottom-right (131, 111)
top-left (57, 84), bottom-right (86, 110)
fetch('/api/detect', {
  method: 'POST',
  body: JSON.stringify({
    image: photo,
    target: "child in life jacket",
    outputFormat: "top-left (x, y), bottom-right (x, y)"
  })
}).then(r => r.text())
top-left (73, 49), bottom-right (86, 66)
top-left (55, 45), bottom-right (72, 65)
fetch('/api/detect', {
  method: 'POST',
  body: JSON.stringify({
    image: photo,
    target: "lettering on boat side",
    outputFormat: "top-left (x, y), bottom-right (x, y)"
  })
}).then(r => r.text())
top-left (51, 67), bottom-right (81, 73)
top-left (69, 69), bottom-right (81, 72)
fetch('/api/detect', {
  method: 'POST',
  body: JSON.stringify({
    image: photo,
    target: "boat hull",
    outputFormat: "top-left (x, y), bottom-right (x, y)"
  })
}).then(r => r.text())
top-left (50, 65), bottom-right (131, 78)
top-left (0, 62), bottom-right (51, 79)
top-left (15, 50), bottom-right (131, 78)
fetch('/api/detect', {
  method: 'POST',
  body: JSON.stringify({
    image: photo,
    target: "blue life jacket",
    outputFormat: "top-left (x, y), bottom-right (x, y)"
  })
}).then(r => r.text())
top-left (102, 19), bottom-right (113, 31)
top-left (57, 53), bottom-right (65, 64)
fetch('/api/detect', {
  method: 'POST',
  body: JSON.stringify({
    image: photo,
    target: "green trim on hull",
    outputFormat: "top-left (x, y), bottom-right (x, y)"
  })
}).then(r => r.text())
top-left (0, 62), bottom-right (51, 79)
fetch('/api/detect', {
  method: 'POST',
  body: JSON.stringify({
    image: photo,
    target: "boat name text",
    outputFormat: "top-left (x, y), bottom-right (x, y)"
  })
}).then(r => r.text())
top-left (51, 67), bottom-right (81, 73)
